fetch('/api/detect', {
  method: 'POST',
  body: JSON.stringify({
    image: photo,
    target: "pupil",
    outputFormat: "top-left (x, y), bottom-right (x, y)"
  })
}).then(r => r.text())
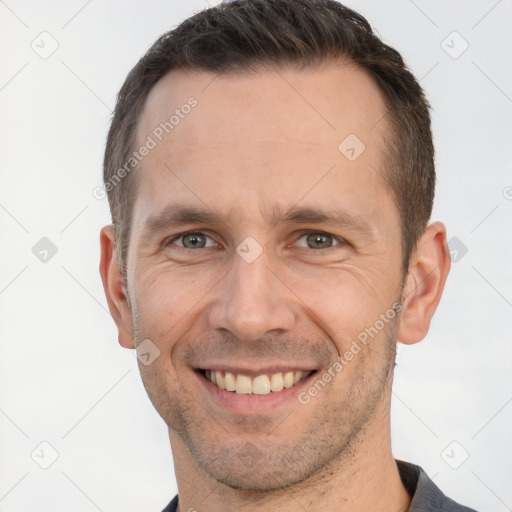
top-left (184, 234), bottom-right (204, 248)
top-left (308, 233), bottom-right (331, 249)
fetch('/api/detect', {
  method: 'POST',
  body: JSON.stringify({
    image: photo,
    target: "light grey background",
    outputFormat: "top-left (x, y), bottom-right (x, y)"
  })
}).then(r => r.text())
top-left (0, 1), bottom-right (510, 511)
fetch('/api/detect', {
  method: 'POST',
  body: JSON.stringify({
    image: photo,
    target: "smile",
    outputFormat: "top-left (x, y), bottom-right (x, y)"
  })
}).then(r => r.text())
top-left (201, 369), bottom-right (314, 395)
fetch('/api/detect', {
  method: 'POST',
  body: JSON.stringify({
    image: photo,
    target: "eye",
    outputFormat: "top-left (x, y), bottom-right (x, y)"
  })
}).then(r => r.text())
top-left (166, 231), bottom-right (217, 249)
top-left (294, 231), bottom-right (344, 249)
top-left (164, 230), bottom-right (345, 251)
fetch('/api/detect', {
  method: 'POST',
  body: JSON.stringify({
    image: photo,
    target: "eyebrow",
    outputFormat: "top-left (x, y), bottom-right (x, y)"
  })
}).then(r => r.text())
top-left (277, 206), bottom-right (374, 237)
top-left (140, 203), bottom-right (375, 243)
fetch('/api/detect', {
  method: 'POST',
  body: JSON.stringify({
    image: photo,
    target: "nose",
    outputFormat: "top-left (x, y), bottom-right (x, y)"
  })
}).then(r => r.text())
top-left (207, 248), bottom-right (296, 342)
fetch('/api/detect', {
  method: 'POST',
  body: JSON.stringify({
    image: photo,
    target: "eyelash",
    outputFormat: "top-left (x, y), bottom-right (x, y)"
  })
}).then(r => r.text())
top-left (164, 230), bottom-right (347, 250)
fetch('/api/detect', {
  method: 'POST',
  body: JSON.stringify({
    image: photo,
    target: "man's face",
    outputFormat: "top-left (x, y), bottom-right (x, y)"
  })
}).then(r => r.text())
top-left (126, 63), bottom-right (405, 490)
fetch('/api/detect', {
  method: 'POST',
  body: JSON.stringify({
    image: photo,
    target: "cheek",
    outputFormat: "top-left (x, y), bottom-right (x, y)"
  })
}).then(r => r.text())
top-left (282, 263), bottom-right (398, 344)
top-left (133, 265), bottom-right (218, 339)
top-left (132, 251), bottom-right (401, 352)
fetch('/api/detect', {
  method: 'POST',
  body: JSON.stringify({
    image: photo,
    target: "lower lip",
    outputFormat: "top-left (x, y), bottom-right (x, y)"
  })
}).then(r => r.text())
top-left (196, 371), bottom-right (317, 413)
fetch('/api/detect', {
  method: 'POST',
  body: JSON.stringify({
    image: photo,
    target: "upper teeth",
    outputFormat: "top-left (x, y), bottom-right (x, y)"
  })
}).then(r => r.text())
top-left (205, 370), bottom-right (310, 395)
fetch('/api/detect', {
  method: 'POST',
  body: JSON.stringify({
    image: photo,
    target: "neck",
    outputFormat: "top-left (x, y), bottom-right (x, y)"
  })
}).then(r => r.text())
top-left (169, 394), bottom-right (411, 512)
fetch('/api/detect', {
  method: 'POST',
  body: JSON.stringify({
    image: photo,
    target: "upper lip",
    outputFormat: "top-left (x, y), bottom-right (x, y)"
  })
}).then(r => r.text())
top-left (196, 364), bottom-right (317, 376)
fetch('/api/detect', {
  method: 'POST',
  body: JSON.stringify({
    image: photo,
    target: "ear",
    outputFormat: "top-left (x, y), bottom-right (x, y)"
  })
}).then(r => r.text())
top-left (398, 222), bottom-right (451, 345)
top-left (99, 225), bottom-right (135, 349)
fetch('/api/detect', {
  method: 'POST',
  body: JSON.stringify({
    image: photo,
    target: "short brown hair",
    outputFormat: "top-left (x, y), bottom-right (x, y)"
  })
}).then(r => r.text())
top-left (104, 0), bottom-right (435, 276)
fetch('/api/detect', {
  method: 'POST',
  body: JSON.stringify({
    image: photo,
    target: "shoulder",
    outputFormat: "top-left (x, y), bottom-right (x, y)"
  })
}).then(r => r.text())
top-left (161, 494), bottom-right (179, 512)
top-left (397, 460), bottom-right (479, 512)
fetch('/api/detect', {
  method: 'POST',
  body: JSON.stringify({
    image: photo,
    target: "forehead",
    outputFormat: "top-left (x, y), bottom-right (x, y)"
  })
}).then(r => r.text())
top-left (138, 61), bottom-right (388, 155)
top-left (132, 62), bottom-right (394, 231)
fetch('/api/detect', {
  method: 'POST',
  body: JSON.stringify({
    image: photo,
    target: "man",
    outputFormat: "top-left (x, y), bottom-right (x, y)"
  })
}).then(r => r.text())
top-left (99, 1), bottom-right (477, 511)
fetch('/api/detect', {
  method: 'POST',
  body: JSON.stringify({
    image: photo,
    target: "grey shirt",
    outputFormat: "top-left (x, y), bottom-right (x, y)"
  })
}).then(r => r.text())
top-left (161, 460), bottom-right (478, 511)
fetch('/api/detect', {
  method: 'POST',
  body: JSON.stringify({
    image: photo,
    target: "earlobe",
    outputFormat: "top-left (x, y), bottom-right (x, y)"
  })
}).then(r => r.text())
top-left (99, 225), bottom-right (135, 349)
top-left (397, 222), bottom-right (451, 345)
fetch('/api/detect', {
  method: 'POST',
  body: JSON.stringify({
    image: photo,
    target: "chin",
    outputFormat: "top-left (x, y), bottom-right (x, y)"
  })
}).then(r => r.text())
top-left (190, 440), bottom-right (327, 492)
